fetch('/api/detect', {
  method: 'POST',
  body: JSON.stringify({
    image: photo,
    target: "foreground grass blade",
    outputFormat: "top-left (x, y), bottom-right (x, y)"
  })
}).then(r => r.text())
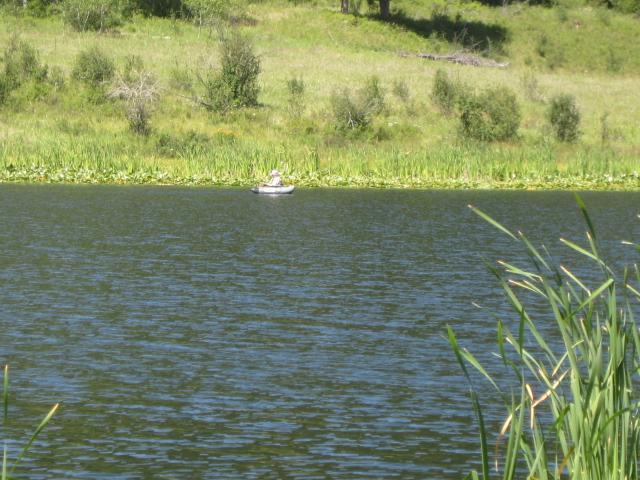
top-left (574, 193), bottom-right (597, 241)
top-left (3, 366), bottom-right (7, 427)
top-left (469, 205), bottom-right (517, 241)
top-left (447, 326), bottom-right (492, 479)
top-left (9, 403), bottom-right (59, 476)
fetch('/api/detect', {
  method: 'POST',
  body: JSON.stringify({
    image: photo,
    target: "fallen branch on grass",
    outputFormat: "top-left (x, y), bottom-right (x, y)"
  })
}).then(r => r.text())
top-left (408, 52), bottom-right (509, 68)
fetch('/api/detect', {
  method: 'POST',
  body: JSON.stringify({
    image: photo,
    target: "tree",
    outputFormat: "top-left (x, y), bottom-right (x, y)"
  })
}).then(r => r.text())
top-left (341, 0), bottom-right (348, 13)
top-left (379, 0), bottom-right (389, 19)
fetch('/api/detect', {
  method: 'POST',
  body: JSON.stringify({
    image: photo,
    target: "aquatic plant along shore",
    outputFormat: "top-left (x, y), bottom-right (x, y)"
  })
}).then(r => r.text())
top-left (449, 196), bottom-right (640, 479)
top-left (0, 141), bottom-right (638, 189)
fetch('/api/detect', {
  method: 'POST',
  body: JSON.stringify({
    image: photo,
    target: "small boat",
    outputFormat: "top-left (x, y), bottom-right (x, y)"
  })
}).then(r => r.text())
top-left (251, 185), bottom-right (295, 194)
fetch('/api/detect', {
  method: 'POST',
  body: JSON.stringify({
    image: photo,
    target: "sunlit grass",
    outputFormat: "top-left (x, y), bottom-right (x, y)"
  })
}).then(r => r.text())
top-left (0, 135), bottom-right (638, 188)
top-left (1, 365), bottom-right (58, 480)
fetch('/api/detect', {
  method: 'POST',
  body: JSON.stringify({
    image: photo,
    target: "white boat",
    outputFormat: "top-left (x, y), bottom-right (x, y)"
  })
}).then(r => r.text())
top-left (251, 185), bottom-right (295, 194)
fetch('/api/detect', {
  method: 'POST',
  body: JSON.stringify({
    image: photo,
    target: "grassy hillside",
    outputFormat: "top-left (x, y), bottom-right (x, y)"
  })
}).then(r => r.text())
top-left (0, 0), bottom-right (638, 188)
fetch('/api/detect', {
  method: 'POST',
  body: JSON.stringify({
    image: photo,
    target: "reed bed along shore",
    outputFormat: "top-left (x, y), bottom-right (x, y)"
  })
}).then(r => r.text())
top-left (0, 138), bottom-right (638, 189)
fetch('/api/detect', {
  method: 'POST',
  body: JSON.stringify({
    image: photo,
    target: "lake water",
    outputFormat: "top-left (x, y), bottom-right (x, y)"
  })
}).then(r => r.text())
top-left (0, 185), bottom-right (638, 479)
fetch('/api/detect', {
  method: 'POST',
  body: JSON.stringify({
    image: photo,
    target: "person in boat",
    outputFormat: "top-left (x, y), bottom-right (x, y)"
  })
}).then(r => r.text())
top-left (265, 169), bottom-right (283, 187)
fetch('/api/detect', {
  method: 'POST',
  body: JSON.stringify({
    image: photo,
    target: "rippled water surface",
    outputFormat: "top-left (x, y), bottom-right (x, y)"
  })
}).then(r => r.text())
top-left (0, 185), bottom-right (639, 479)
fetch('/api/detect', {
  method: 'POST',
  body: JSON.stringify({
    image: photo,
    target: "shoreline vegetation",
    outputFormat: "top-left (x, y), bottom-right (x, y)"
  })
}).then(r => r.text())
top-left (0, 0), bottom-right (639, 190)
top-left (0, 150), bottom-right (640, 191)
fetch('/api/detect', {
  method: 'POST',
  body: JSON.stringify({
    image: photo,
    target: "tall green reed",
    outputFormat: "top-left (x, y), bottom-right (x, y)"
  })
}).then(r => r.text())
top-left (0, 134), bottom-right (638, 188)
top-left (449, 194), bottom-right (640, 480)
top-left (1, 365), bottom-right (58, 480)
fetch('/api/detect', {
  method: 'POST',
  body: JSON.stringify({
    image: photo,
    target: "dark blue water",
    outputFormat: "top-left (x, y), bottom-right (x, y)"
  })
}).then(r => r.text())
top-left (0, 185), bottom-right (638, 479)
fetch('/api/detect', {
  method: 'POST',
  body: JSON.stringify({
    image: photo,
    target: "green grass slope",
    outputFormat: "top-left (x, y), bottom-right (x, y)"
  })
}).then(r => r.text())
top-left (0, 0), bottom-right (638, 188)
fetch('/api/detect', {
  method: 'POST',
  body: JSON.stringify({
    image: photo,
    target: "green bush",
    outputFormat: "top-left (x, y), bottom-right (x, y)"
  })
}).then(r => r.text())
top-left (200, 32), bottom-right (260, 112)
top-left (0, 0), bottom-right (54, 16)
top-left (331, 89), bottom-right (369, 130)
top-left (2, 36), bottom-right (48, 91)
top-left (0, 36), bottom-right (48, 104)
top-left (431, 69), bottom-right (459, 114)
top-left (459, 86), bottom-right (521, 141)
top-left (72, 46), bottom-right (115, 88)
top-left (330, 76), bottom-right (386, 131)
top-left (218, 32), bottom-right (260, 107)
top-left (548, 93), bottom-right (580, 142)
top-left (129, 0), bottom-right (183, 17)
top-left (200, 74), bottom-right (233, 112)
top-left (62, 0), bottom-right (121, 32)
top-left (183, 0), bottom-right (247, 29)
top-left (125, 99), bottom-right (151, 135)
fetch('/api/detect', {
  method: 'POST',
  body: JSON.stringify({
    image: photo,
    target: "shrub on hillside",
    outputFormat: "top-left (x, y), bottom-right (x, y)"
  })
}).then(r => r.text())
top-left (72, 46), bottom-right (115, 88)
top-left (0, 36), bottom-right (48, 104)
top-left (183, 0), bottom-right (247, 30)
top-left (459, 86), bottom-right (521, 141)
top-left (129, 0), bottom-right (183, 17)
top-left (62, 0), bottom-right (121, 32)
top-left (199, 32), bottom-right (260, 112)
top-left (330, 76), bottom-right (387, 131)
top-left (548, 94), bottom-right (580, 142)
top-left (0, 0), bottom-right (53, 16)
top-left (217, 32), bottom-right (260, 107)
top-left (110, 69), bottom-right (158, 135)
top-left (126, 99), bottom-right (152, 135)
top-left (2, 36), bottom-right (48, 90)
top-left (432, 69), bottom-right (461, 115)
top-left (331, 89), bottom-right (369, 130)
